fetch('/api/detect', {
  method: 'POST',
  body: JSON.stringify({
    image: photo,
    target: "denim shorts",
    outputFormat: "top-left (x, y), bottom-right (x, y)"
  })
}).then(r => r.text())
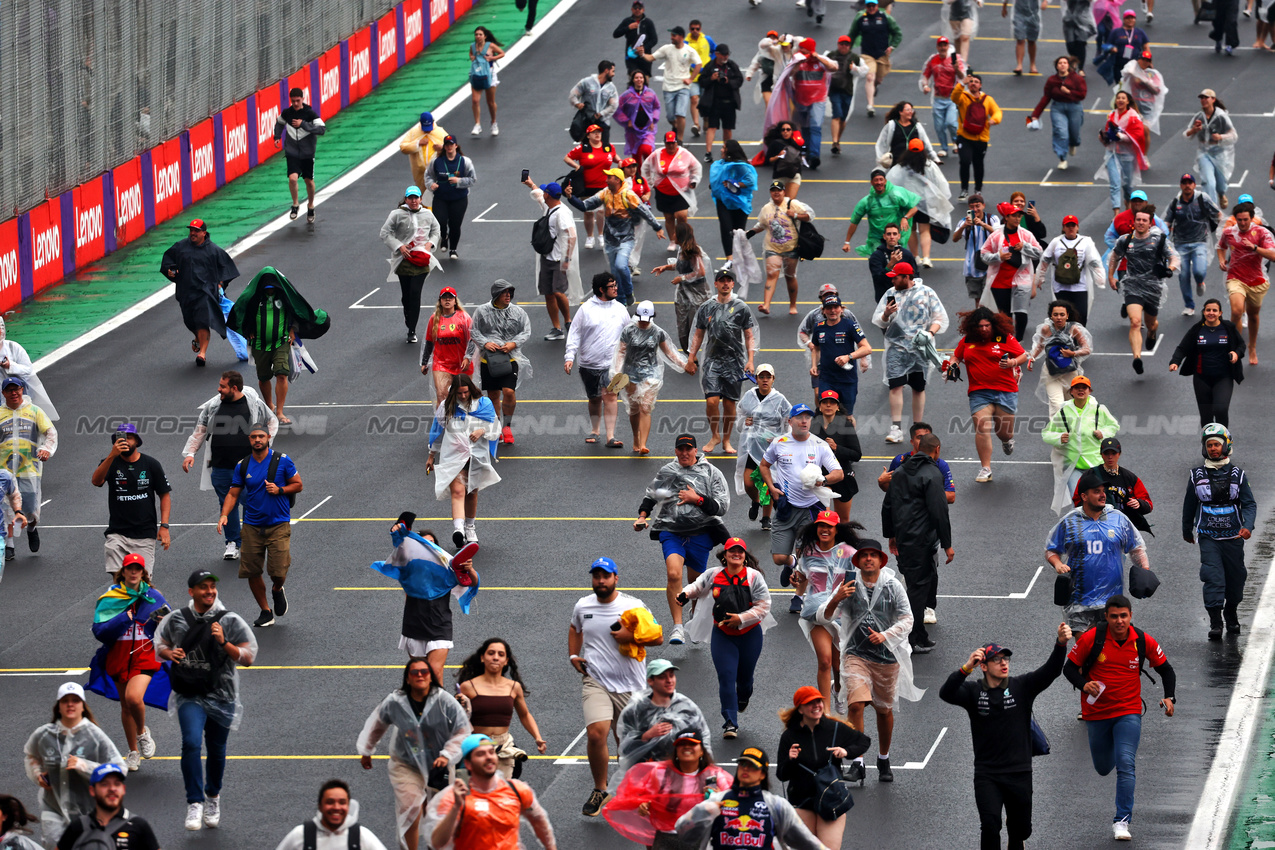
top-left (968, 388), bottom-right (1019, 415)
top-left (663, 88), bottom-right (691, 119)
top-left (829, 91), bottom-right (853, 121)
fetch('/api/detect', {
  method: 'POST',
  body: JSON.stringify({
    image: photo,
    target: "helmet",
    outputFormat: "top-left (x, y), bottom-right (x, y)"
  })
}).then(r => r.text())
top-left (1201, 423), bottom-right (1232, 458)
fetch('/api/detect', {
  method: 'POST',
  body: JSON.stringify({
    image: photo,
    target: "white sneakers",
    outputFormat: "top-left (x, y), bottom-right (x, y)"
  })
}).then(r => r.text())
top-left (924, 607), bottom-right (937, 625)
top-left (203, 796), bottom-right (221, 828)
top-left (223, 541), bottom-right (239, 560)
top-left (585, 236), bottom-right (596, 250)
top-left (185, 802), bottom-right (204, 831)
top-left (1113, 819), bottom-right (1132, 840)
top-left (471, 123), bottom-right (482, 136)
top-left (976, 467), bottom-right (993, 483)
top-left (885, 425), bottom-right (904, 443)
top-left (1183, 307), bottom-right (1196, 316)
top-left (1057, 159), bottom-right (1069, 170)
top-left (669, 624), bottom-right (686, 645)
top-left (463, 525), bottom-right (478, 544)
top-left (137, 726), bottom-right (156, 758)
top-left (125, 751), bottom-right (141, 771)
top-left (491, 122), bottom-right (499, 136)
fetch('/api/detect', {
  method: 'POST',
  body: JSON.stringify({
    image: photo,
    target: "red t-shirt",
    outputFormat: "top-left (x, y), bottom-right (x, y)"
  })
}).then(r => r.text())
top-left (655, 149), bottom-right (680, 195)
top-left (1067, 627), bottom-right (1168, 721)
top-left (1218, 223), bottom-right (1275, 286)
top-left (568, 143), bottom-right (616, 189)
top-left (426, 310), bottom-right (474, 376)
top-left (991, 229), bottom-right (1022, 289)
top-left (954, 335), bottom-right (1024, 394)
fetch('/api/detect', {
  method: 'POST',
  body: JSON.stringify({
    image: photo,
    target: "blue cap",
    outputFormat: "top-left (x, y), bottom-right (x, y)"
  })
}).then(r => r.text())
top-left (1239, 193), bottom-right (1254, 204)
top-left (420, 112), bottom-right (434, 131)
top-left (460, 733), bottom-right (495, 760)
top-left (1130, 190), bottom-right (1147, 201)
top-left (405, 185), bottom-right (422, 198)
top-left (789, 403), bottom-right (814, 418)
top-left (91, 763), bottom-right (127, 784)
top-left (540, 182), bottom-right (563, 199)
top-left (590, 556), bottom-right (618, 574)
top-left (2, 376), bottom-right (25, 391)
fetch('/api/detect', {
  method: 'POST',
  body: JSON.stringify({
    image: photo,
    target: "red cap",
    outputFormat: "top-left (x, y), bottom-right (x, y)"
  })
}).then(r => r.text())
top-left (1062, 214), bottom-right (1080, 226)
top-left (800, 37), bottom-right (816, 52)
top-left (907, 138), bottom-right (925, 152)
top-left (997, 201), bottom-right (1019, 217)
top-left (814, 510), bottom-right (840, 526)
top-left (937, 36), bottom-right (950, 44)
top-left (188, 219), bottom-right (207, 230)
top-left (121, 553), bottom-right (146, 569)
top-left (886, 262), bottom-right (914, 277)
top-left (724, 537), bottom-right (748, 551)
top-left (586, 124), bottom-right (603, 134)
top-left (793, 686), bottom-right (824, 707)
top-left (767, 30), bottom-right (780, 39)
top-left (1140, 49), bottom-right (1152, 60)
top-left (665, 130), bottom-right (678, 143)
top-left (620, 157), bottom-right (638, 168)
top-left (819, 389), bottom-right (840, 402)
top-left (837, 34), bottom-right (852, 43)
top-left (439, 286), bottom-right (458, 297)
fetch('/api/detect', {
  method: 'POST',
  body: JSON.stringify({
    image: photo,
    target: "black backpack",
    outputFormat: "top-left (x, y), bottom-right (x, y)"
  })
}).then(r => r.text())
top-left (788, 201), bottom-right (825, 261)
top-left (1079, 622), bottom-right (1156, 685)
top-left (168, 609), bottom-right (228, 697)
top-left (798, 724), bottom-right (855, 820)
top-left (303, 821), bottom-right (361, 850)
top-left (68, 814), bottom-right (134, 850)
top-left (238, 449), bottom-right (296, 507)
top-left (531, 208), bottom-right (558, 255)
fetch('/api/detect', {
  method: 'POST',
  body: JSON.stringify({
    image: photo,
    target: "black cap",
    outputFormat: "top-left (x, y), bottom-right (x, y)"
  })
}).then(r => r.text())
top-left (187, 569), bottom-right (219, 588)
top-left (1076, 470), bottom-right (1105, 493)
top-left (675, 433), bottom-right (697, 449)
top-left (716, 43), bottom-right (731, 55)
top-left (715, 267), bottom-right (736, 281)
top-left (668, 25), bottom-right (686, 36)
top-left (737, 747), bottom-right (769, 770)
top-left (1100, 437), bottom-right (1122, 454)
top-left (396, 511), bottom-right (417, 529)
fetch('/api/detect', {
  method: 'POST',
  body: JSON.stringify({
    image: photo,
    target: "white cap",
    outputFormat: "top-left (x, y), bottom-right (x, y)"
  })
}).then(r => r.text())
top-left (756, 363), bottom-right (775, 376)
top-left (57, 682), bottom-right (85, 702)
top-left (635, 300), bottom-right (656, 319)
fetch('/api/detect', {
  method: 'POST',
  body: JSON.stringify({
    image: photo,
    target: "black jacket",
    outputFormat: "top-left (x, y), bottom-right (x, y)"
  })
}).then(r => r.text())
top-left (776, 717), bottom-right (871, 808)
top-left (613, 15), bottom-right (658, 53)
top-left (1169, 319), bottom-right (1245, 382)
top-left (812, 415), bottom-right (862, 500)
top-left (696, 60), bottom-right (744, 111)
top-left (939, 641), bottom-right (1066, 775)
top-left (881, 452), bottom-right (952, 550)
top-left (868, 242), bottom-right (916, 299)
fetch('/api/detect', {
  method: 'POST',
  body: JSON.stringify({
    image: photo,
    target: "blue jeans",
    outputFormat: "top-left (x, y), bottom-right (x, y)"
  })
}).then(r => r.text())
top-left (1176, 241), bottom-right (1209, 308)
top-left (795, 100), bottom-right (826, 158)
top-left (1196, 153), bottom-right (1228, 205)
top-left (829, 90), bottom-right (854, 122)
top-left (1050, 101), bottom-right (1084, 159)
top-left (662, 88), bottom-right (690, 120)
top-left (178, 700), bottom-right (231, 804)
top-left (710, 626), bottom-right (764, 725)
top-left (1105, 152), bottom-right (1136, 210)
top-left (604, 239), bottom-right (636, 305)
top-left (209, 467), bottom-right (242, 545)
top-left (1086, 713), bottom-right (1142, 822)
top-left (933, 98), bottom-right (959, 151)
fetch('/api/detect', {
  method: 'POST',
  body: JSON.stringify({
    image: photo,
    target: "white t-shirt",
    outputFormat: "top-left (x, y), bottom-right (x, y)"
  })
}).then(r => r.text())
top-left (762, 434), bottom-right (841, 508)
top-left (651, 44), bottom-right (701, 92)
top-left (570, 592), bottom-right (650, 694)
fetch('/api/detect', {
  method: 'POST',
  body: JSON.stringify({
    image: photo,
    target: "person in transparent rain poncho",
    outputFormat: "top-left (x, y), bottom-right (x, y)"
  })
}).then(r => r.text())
top-left (427, 374), bottom-right (500, 548)
top-left (816, 539), bottom-right (924, 784)
top-left (357, 659), bottom-right (471, 850)
top-left (615, 659), bottom-right (714, 774)
top-left (871, 264), bottom-right (949, 444)
top-left (734, 365), bottom-right (790, 532)
top-left (0, 377), bottom-right (56, 559)
top-left (686, 269), bottom-right (759, 455)
top-left (379, 185), bottom-right (443, 345)
top-left (0, 794), bottom-right (44, 850)
top-left (792, 514), bottom-right (866, 712)
top-left (1185, 89), bottom-right (1238, 210)
top-left (1107, 207), bottom-right (1177, 374)
top-left (23, 683), bottom-right (125, 848)
top-left (0, 317), bottom-right (57, 421)
top-left (1117, 50), bottom-right (1167, 136)
top-left (651, 221), bottom-right (713, 353)
top-left (609, 301), bottom-right (687, 456)
top-left (942, 0), bottom-right (982, 61)
top-left (1029, 300), bottom-right (1095, 416)
top-left (467, 280), bottom-right (533, 446)
top-left (886, 139), bottom-right (953, 269)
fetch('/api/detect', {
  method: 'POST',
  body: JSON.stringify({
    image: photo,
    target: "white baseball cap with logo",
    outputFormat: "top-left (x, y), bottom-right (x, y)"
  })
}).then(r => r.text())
top-left (57, 682), bottom-right (86, 702)
top-left (635, 300), bottom-right (656, 320)
top-left (756, 363), bottom-right (775, 376)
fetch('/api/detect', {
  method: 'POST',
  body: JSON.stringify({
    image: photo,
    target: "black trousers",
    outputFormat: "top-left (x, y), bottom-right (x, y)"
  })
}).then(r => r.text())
top-left (433, 196), bottom-right (468, 252)
top-left (515, 0), bottom-right (537, 29)
top-left (398, 274), bottom-right (427, 333)
top-left (1065, 39), bottom-right (1088, 68)
top-left (1054, 288), bottom-right (1089, 326)
top-left (1193, 373), bottom-right (1235, 428)
top-left (896, 544), bottom-right (938, 645)
top-left (716, 201), bottom-right (749, 257)
top-left (958, 137), bottom-right (988, 192)
top-left (1211, 0), bottom-right (1241, 47)
top-left (974, 771), bottom-right (1033, 850)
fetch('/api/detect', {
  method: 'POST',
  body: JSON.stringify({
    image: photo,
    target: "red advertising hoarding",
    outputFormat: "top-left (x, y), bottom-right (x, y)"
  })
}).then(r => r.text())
top-left (377, 9), bottom-right (400, 83)
top-left (0, 218), bottom-right (20, 312)
top-left (255, 83), bottom-right (282, 164)
top-left (112, 157), bottom-right (145, 247)
top-left (429, 0), bottom-right (449, 42)
top-left (72, 176), bottom-right (107, 269)
top-left (149, 137), bottom-right (184, 225)
top-left (347, 26), bottom-right (374, 104)
top-left (28, 197), bottom-right (63, 293)
top-left (187, 118), bottom-right (217, 202)
top-left (318, 45), bottom-right (342, 120)
top-left (221, 100), bottom-right (250, 184)
top-left (403, 0), bottom-right (425, 59)
top-left (288, 66), bottom-right (313, 107)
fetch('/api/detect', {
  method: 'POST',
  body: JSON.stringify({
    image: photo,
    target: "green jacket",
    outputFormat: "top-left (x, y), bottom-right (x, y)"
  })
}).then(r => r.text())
top-left (851, 183), bottom-right (921, 257)
top-left (228, 266), bottom-right (331, 341)
top-left (1041, 398), bottom-right (1120, 470)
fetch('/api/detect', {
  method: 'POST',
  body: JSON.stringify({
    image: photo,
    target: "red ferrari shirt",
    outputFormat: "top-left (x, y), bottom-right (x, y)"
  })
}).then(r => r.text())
top-left (991, 229), bottom-right (1022, 289)
top-left (1067, 627), bottom-right (1168, 721)
top-left (426, 310), bottom-right (474, 376)
top-left (568, 144), bottom-right (616, 190)
top-left (954, 335), bottom-right (1024, 394)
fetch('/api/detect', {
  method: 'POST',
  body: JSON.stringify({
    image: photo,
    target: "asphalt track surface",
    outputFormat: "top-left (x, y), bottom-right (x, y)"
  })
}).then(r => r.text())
top-left (3, 1), bottom-right (1275, 848)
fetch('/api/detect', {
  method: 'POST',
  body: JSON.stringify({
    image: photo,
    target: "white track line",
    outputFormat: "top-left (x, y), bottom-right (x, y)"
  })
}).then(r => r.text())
top-left (292, 494), bottom-right (332, 525)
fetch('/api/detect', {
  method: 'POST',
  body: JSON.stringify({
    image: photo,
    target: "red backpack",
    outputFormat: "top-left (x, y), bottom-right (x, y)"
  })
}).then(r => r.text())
top-left (962, 95), bottom-right (988, 136)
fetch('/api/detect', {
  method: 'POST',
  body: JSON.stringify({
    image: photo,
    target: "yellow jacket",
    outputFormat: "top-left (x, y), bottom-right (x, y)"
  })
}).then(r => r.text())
top-left (0, 400), bottom-right (57, 478)
top-left (616, 607), bottom-right (664, 660)
top-left (951, 84), bottom-right (1002, 143)
top-left (399, 126), bottom-right (448, 174)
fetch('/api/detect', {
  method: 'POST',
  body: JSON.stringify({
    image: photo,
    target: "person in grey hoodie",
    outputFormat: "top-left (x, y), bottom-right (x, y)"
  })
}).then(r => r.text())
top-left (273, 88), bottom-right (326, 223)
top-left (273, 780), bottom-right (389, 850)
top-left (380, 186), bottom-right (442, 344)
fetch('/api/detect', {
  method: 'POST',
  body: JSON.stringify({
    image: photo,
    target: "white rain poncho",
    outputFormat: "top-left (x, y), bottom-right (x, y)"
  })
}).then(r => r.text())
top-left (795, 541), bottom-right (855, 649)
top-left (815, 566), bottom-right (925, 706)
top-left (979, 225), bottom-right (1044, 315)
top-left (641, 146), bottom-right (702, 216)
top-left (0, 830), bottom-right (42, 850)
top-left (1035, 233), bottom-right (1106, 309)
top-left (729, 230), bottom-right (762, 301)
top-left (23, 719), bottom-right (125, 845)
top-left (1112, 226), bottom-right (1176, 310)
top-left (612, 319), bottom-right (687, 413)
top-left (467, 298), bottom-right (533, 390)
top-left (675, 788), bottom-right (826, 850)
top-left (529, 188), bottom-right (585, 306)
top-left (671, 247), bottom-right (714, 351)
top-left (876, 122), bottom-right (940, 168)
top-left (1094, 106), bottom-right (1149, 185)
top-left (1117, 61), bottom-right (1167, 135)
top-left (694, 296), bottom-right (760, 381)
top-left (0, 318), bottom-right (57, 420)
top-left (644, 456), bottom-right (731, 537)
top-left (942, 0), bottom-right (983, 39)
top-left (871, 281), bottom-right (950, 385)
top-left (1061, 0), bottom-right (1097, 42)
top-left (886, 161), bottom-right (953, 231)
top-left (182, 387), bottom-right (278, 492)
top-left (685, 566), bottom-right (777, 645)
top-left (733, 387), bottom-right (791, 496)
top-left (746, 34), bottom-right (802, 105)
top-left (380, 205), bottom-right (444, 283)
top-left (1029, 319), bottom-right (1094, 404)
top-left (357, 688), bottom-right (471, 846)
top-left (616, 690), bottom-right (714, 772)
top-left (1185, 107), bottom-right (1238, 189)
top-left (427, 396), bottom-right (500, 500)
top-left (154, 598), bottom-right (259, 730)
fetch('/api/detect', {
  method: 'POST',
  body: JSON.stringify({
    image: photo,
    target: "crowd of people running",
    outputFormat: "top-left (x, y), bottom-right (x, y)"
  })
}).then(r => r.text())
top-left (2, 0), bottom-right (1272, 849)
